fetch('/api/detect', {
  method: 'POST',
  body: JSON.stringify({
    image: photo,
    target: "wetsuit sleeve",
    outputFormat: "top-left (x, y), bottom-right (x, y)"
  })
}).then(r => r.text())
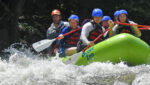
top-left (80, 23), bottom-right (93, 45)
top-left (102, 26), bottom-right (108, 38)
top-left (61, 27), bottom-right (69, 35)
top-left (60, 27), bottom-right (70, 39)
top-left (111, 24), bottom-right (119, 36)
top-left (59, 27), bottom-right (69, 49)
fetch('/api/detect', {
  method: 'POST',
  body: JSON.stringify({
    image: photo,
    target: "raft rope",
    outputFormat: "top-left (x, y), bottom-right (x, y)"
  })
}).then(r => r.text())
top-left (114, 22), bottom-right (150, 30)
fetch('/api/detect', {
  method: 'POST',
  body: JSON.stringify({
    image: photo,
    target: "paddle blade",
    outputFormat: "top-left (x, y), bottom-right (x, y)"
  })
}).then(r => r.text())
top-left (32, 39), bottom-right (56, 52)
top-left (64, 52), bottom-right (82, 64)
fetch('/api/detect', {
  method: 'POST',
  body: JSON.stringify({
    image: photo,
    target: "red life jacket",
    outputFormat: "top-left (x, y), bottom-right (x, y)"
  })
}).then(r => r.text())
top-left (63, 27), bottom-right (81, 48)
top-left (88, 21), bottom-right (104, 43)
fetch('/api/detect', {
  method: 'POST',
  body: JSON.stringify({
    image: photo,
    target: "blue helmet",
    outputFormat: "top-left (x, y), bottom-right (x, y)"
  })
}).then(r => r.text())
top-left (68, 14), bottom-right (79, 22)
top-left (118, 9), bottom-right (128, 17)
top-left (92, 8), bottom-right (103, 17)
top-left (114, 10), bottom-right (120, 17)
top-left (102, 16), bottom-right (111, 21)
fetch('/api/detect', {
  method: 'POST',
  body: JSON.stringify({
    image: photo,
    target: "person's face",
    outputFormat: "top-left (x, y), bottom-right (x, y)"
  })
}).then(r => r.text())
top-left (119, 14), bottom-right (127, 23)
top-left (69, 20), bottom-right (78, 29)
top-left (52, 15), bottom-right (61, 24)
top-left (93, 16), bottom-right (102, 24)
top-left (102, 21), bottom-right (109, 28)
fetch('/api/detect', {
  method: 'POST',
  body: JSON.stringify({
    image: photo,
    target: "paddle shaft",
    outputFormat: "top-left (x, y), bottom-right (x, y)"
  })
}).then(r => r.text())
top-left (114, 22), bottom-right (150, 28)
top-left (55, 27), bottom-right (82, 40)
top-left (82, 28), bottom-right (109, 52)
top-left (139, 27), bottom-right (150, 30)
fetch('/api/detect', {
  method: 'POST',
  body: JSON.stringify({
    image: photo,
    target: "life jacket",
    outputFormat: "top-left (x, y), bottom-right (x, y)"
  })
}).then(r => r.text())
top-left (117, 25), bottom-right (135, 35)
top-left (88, 21), bottom-right (104, 43)
top-left (63, 27), bottom-right (81, 48)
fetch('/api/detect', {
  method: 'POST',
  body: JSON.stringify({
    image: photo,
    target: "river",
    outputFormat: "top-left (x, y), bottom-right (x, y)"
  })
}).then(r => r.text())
top-left (0, 44), bottom-right (149, 85)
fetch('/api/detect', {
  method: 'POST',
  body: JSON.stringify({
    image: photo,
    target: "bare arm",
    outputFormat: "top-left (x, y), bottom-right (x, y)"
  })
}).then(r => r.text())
top-left (108, 20), bottom-right (114, 37)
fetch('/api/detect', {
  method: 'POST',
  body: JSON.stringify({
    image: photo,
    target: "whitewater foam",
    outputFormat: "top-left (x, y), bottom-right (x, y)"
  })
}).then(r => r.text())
top-left (0, 43), bottom-right (149, 85)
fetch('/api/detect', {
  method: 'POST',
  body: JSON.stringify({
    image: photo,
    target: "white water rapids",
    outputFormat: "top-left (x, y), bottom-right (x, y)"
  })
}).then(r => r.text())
top-left (0, 44), bottom-right (150, 85)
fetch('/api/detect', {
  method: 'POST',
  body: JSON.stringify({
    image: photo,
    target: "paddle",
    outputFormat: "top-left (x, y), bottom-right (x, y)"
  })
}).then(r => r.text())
top-left (32, 27), bottom-right (82, 52)
top-left (139, 27), bottom-right (150, 30)
top-left (65, 28), bottom-right (109, 64)
top-left (114, 22), bottom-right (150, 28)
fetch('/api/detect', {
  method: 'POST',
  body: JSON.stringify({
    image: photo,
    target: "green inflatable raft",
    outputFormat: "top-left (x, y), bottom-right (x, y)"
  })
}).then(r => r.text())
top-left (62, 33), bottom-right (150, 66)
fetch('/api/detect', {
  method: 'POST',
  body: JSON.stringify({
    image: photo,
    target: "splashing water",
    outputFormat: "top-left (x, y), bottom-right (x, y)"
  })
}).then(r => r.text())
top-left (0, 43), bottom-right (150, 85)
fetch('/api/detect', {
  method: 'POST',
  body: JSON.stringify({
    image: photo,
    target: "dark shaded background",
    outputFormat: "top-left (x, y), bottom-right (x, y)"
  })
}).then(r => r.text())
top-left (0, 0), bottom-right (150, 51)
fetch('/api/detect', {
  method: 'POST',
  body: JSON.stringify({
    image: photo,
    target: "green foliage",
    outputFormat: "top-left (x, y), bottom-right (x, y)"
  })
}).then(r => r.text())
top-left (1, 0), bottom-right (150, 46)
